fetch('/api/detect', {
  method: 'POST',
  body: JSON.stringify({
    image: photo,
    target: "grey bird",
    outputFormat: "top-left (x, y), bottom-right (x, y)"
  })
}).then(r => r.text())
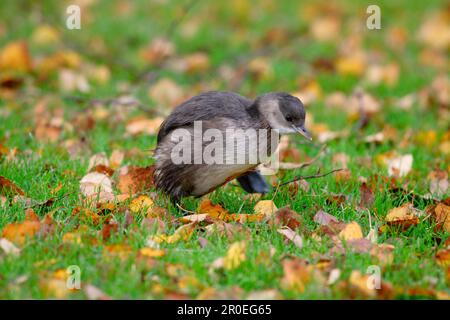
top-left (154, 91), bottom-right (311, 200)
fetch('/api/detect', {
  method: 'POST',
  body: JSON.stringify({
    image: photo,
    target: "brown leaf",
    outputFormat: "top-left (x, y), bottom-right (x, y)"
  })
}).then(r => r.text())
top-left (432, 203), bottom-right (450, 233)
top-left (359, 182), bottom-right (375, 209)
top-left (385, 203), bottom-right (419, 230)
top-left (117, 165), bottom-right (155, 194)
top-left (0, 176), bottom-right (25, 197)
top-left (268, 207), bottom-right (302, 230)
top-left (281, 258), bottom-right (323, 293)
top-left (101, 221), bottom-right (119, 241)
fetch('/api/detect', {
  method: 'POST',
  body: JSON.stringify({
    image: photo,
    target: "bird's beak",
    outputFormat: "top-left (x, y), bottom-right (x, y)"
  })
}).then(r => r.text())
top-left (292, 125), bottom-right (312, 141)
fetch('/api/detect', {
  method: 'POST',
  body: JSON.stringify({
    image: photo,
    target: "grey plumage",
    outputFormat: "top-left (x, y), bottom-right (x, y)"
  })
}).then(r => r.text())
top-left (154, 91), bottom-right (307, 200)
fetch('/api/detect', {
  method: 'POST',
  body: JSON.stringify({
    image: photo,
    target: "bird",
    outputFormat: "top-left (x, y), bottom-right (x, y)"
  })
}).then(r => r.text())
top-left (154, 91), bottom-right (311, 200)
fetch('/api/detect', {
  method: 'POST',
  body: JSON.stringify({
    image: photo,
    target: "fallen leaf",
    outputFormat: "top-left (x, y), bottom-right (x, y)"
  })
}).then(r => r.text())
top-left (223, 241), bottom-right (247, 270)
top-left (125, 117), bottom-right (164, 136)
top-left (432, 203), bottom-right (450, 233)
top-left (117, 165), bottom-right (155, 194)
top-left (84, 284), bottom-right (111, 300)
top-left (281, 258), bottom-right (321, 293)
top-left (313, 209), bottom-right (339, 226)
top-left (348, 270), bottom-right (376, 298)
top-left (338, 222), bottom-right (364, 241)
top-left (204, 221), bottom-right (250, 240)
top-left (0, 41), bottom-right (32, 72)
top-left (0, 176), bottom-right (25, 196)
top-left (386, 154), bottom-right (413, 178)
top-left (87, 152), bottom-right (109, 171)
top-left (268, 207), bottom-right (302, 230)
top-left (277, 227), bottom-right (303, 249)
top-left (148, 78), bottom-right (184, 108)
top-left (150, 222), bottom-right (197, 244)
top-left (2, 220), bottom-right (41, 245)
top-left (359, 182), bottom-right (375, 209)
top-left (129, 195), bottom-right (154, 214)
top-left (79, 172), bottom-right (113, 199)
top-left (0, 238), bottom-right (21, 256)
top-left (254, 200), bottom-right (277, 216)
top-left (385, 203), bottom-right (419, 230)
top-left (246, 289), bottom-right (282, 300)
top-left (138, 247), bottom-right (166, 258)
top-left (103, 244), bottom-right (134, 260)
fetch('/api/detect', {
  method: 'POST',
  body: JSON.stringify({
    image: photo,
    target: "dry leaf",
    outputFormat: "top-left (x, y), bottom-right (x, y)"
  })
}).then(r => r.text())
top-left (2, 220), bottom-right (41, 245)
top-left (223, 241), bottom-right (247, 270)
top-left (385, 203), bottom-right (419, 230)
top-left (313, 209), bottom-right (339, 226)
top-left (79, 172), bottom-right (113, 197)
top-left (150, 222), bottom-right (197, 244)
top-left (254, 200), bottom-right (277, 216)
top-left (0, 176), bottom-right (25, 196)
top-left (0, 238), bottom-right (21, 256)
top-left (129, 195), bottom-right (154, 214)
top-left (281, 258), bottom-right (320, 293)
top-left (0, 41), bottom-right (32, 72)
top-left (125, 117), bottom-right (164, 136)
top-left (138, 247), bottom-right (166, 258)
top-left (348, 270), bottom-right (376, 298)
top-left (338, 222), bottom-right (364, 241)
top-left (387, 154), bottom-right (413, 178)
top-left (432, 203), bottom-right (450, 233)
top-left (84, 284), bottom-right (111, 300)
top-left (268, 207), bottom-right (302, 230)
top-left (117, 165), bottom-right (155, 194)
top-left (277, 227), bottom-right (303, 249)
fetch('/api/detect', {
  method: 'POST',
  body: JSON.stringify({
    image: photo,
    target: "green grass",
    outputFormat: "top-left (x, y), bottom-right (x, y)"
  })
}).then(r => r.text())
top-left (0, 0), bottom-right (449, 299)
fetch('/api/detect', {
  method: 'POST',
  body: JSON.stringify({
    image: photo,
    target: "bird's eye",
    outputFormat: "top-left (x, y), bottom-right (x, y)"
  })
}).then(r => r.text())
top-left (286, 115), bottom-right (293, 122)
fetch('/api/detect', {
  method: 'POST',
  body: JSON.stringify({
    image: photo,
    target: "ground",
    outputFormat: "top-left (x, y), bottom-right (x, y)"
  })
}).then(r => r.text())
top-left (0, 0), bottom-right (449, 299)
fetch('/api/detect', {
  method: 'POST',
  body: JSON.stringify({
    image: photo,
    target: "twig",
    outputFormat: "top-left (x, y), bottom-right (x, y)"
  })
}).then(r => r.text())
top-left (279, 168), bottom-right (344, 187)
top-left (176, 203), bottom-right (197, 215)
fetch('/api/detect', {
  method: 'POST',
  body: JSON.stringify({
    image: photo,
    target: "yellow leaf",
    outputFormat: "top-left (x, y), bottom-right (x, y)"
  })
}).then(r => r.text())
top-left (223, 241), bottom-right (247, 270)
top-left (338, 221), bottom-right (363, 241)
top-left (151, 223), bottom-right (196, 244)
top-left (254, 200), bottom-right (277, 216)
top-left (349, 270), bottom-right (376, 298)
top-left (2, 220), bottom-right (40, 245)
top-left (0, 41), bottom-right (32, 72)
top-left (335, 53), bottom-right (365, 77)
top-left (32, 25), bottom-right (60, 45)
top-left (138, 247), bottom-right (165, 258)
top-left (129, 195), bottom-right (154, 213)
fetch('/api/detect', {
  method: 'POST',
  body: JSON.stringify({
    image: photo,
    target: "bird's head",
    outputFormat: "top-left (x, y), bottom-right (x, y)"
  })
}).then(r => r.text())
top-left (255, 92), bottom-right (311, 140)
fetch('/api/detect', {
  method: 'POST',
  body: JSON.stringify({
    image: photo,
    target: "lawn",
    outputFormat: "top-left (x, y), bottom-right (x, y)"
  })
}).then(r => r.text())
top-left (0, 0), bottom-right (449, 299)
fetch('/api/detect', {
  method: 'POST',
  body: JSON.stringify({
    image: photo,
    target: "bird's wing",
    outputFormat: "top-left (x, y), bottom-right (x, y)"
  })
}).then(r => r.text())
top-left (157, 91), bottom-right (253, 143)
